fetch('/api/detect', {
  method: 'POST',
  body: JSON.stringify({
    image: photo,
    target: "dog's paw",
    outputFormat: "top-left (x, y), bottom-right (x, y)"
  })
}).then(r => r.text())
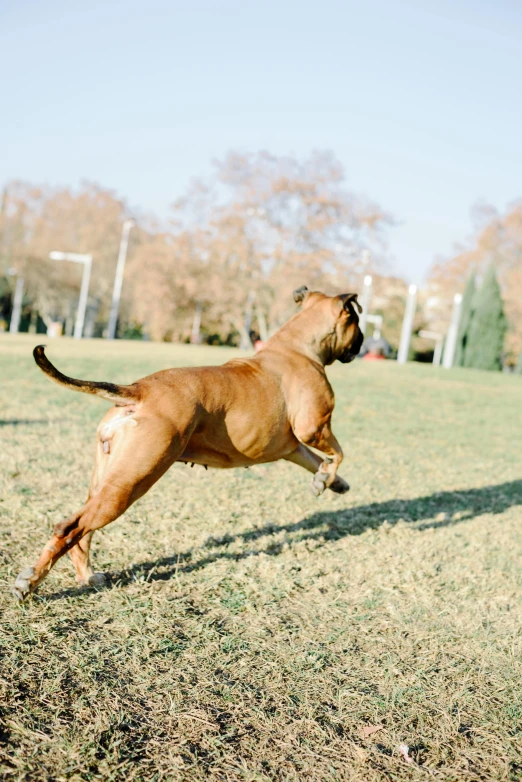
top-left (329, 476), bottom-right (350, 494)
top-left (310, 471), bottom-right (329, 497)
top-left (12, 567), bottom-right (35, 602)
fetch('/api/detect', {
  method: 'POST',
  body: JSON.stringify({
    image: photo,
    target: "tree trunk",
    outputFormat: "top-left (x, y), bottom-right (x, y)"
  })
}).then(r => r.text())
top-left (255, 306), bottom-right (268, 342)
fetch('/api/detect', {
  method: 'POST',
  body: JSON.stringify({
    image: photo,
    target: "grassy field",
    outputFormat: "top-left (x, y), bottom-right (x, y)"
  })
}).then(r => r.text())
top-left (1, 334), bottom-right (521, 781)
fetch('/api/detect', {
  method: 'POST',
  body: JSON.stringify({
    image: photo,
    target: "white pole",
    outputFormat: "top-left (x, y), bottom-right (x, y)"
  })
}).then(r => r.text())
top-left (107, 219), bottom-right (134, 340)
top-left (433, 338), bottom-right (443, 366)
top-left (49, 251), bottom-right (93, 339)
top-left (9, 276), bottom-right (24, 334)
top-left (359, 274), bottom-right (372, 335)
top-left (397, 284), bottom-right (417, 364)
top-left (73, 255), bottom-right (92, 339)
top-left (442, 293), bottom-right (463, 369)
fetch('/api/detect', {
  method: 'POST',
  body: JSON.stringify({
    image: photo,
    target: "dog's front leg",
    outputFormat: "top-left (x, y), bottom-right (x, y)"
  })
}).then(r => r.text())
top-left (293, 420), bottom-right (347, 496)
top-left (307, 429), bottom-right (345, 497)
top-left (284, 443), bottom-right (350, 496)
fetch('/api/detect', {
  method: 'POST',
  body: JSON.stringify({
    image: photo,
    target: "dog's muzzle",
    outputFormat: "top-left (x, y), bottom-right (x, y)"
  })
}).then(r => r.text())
top-left (339, 329), bottom-right (364, 363)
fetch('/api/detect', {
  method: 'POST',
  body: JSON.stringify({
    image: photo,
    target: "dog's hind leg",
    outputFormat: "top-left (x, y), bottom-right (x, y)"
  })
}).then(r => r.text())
top-left (12, 412), bottom-right (190, 601)
top-left (284, 443), bottom-right (350, 496)
top-left (68, 435), bottom-right (112, 586)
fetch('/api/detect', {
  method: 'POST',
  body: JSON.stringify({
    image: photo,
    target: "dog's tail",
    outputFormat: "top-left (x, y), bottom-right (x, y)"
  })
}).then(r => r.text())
top-left (33, 345), bottom-right (140, 405)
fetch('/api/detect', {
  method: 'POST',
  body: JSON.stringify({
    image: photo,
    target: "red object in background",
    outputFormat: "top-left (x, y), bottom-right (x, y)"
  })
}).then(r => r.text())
top-left (254, 340), bottom-right (265, 352)
top-left (363, 351), bottom-right (386, 361)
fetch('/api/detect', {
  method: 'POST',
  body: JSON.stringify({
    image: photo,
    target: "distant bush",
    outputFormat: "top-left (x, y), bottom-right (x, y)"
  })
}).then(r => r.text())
top-left (463, 265), bottom-right (507, 371)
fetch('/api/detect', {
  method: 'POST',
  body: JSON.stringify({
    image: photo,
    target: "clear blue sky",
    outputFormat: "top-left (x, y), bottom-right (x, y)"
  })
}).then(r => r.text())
top-left (2, 0), bottom-right (521, 282)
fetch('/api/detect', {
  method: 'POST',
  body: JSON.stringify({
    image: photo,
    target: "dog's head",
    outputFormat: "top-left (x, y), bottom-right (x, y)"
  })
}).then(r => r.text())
top-left (293, 286), bottom-right (364, 364)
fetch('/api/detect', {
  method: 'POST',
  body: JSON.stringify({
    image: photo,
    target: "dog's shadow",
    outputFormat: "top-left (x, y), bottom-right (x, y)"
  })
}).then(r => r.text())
top-left (47, 479), bottom-right (522, 602)
top-left (0, 419), bottom-right (51, 427)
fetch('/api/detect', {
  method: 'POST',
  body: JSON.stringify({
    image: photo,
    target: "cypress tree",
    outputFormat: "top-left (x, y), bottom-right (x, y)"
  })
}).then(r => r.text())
top-left (463, 264), bottom-right (506, 371)
top-left (454, 271), bottom-right (476, 366)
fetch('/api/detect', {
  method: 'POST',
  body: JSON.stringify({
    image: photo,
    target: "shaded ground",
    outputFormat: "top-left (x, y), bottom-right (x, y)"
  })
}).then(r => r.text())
top-left (1, 335), bottom-right (521, 781)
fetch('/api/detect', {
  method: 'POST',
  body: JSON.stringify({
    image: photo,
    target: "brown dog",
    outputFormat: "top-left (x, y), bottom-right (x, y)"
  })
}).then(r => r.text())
top-left (12, 286), bottom-right (363, 601)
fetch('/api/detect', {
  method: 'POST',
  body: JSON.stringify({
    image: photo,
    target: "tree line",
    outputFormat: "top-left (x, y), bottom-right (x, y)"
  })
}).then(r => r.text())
top-left (0, 151), bottom-right (392, 346)
top-left (426, 200), bottom-right (522, 370)
top-left (0, 150), bottom-right (521, 369)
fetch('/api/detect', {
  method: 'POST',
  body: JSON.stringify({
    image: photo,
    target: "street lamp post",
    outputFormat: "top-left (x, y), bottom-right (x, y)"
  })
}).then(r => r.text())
top-left (442, 293), bottom-right (463, 369)
top-left (8, 274), bottom-right (24, 334)
top-left (49, 251), bottom-right (92, 339)
top-left (397, 284), bottom-right (417, 364)
top-left (107, 219), bottom-right (134, 340)
top-left (359, 274), bottom-right (372, 336)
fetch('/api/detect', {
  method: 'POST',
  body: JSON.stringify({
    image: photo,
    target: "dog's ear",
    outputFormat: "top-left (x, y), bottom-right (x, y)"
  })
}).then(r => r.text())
top-left (340, 293), bottom-right (362, 314)
top-left (293, 286), bottom-right (309, 304)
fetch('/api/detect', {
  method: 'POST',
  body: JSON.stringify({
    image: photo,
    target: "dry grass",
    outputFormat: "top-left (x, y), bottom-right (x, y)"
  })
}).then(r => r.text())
top-left (1, 334), bottom-right (521, 781)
